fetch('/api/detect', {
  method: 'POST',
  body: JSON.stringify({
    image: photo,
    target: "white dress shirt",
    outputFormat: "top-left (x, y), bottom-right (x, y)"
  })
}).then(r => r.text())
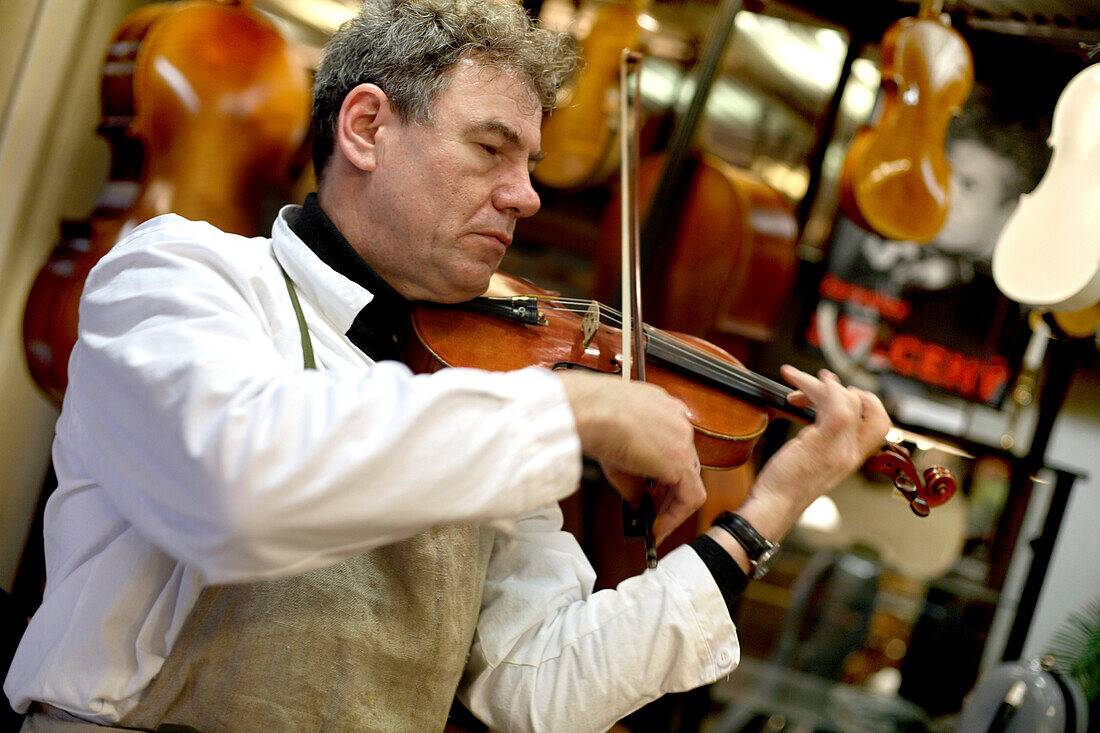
top-left (5, 207), bottom-right (739, 731)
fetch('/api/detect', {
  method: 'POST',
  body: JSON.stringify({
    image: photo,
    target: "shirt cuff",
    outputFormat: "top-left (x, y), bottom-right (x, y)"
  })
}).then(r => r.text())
top-left (690, 534), bottom-right (749, 617)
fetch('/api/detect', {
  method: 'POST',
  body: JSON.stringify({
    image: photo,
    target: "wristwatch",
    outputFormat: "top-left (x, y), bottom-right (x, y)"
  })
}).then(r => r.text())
top-left (712, 512), bottom-right (780, 579)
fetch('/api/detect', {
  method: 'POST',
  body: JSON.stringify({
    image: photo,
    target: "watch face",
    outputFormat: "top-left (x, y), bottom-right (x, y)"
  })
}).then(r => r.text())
top-left (752, 544), bottom-right (780, 579)
top-left (713, 512), bottom-right (781, 579)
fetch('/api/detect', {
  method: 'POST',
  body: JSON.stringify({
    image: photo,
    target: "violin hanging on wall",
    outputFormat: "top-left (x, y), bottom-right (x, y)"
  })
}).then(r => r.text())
top-left (23, 0), bottom-right (311, 405)
top-left (838, 0), bottom-right (973, 243)
top-left (992, 62), bottom-right (1100, 316)
top-left (534, 0), bottom-right (648, 190)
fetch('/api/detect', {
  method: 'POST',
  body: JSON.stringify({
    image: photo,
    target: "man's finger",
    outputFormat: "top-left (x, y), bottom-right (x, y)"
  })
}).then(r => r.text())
top-left (602, 466), bottom-right (646, 506)
top-left (781, 364), bottom-right (830, 404)
top-left (652, 476), bottom-right (706, 544)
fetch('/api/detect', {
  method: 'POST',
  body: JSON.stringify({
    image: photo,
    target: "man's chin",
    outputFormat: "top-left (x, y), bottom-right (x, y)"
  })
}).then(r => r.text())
top-left (438, 269), bottom-right (496, 303)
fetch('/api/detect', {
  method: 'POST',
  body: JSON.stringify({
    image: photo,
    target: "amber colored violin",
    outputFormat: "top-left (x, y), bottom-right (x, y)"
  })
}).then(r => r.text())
top-left (403, 271), bottom-right (957, 517)
top-left (838, 0), bottom-right (973, 243)
top-left (534, 0), bottom-right (648, 190)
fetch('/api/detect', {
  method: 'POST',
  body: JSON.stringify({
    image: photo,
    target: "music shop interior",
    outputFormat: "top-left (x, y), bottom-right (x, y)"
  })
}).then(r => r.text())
top-left (1, 0), bottom-right (1099, 730)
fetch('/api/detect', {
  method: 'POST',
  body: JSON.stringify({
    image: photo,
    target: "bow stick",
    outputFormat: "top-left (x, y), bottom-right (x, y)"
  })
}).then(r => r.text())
top-left (617, 50), bottom-right (659, 568)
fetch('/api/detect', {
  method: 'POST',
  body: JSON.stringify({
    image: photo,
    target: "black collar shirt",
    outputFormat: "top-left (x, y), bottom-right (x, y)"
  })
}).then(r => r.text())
top-left (290, 193), bottom-right (411, 362)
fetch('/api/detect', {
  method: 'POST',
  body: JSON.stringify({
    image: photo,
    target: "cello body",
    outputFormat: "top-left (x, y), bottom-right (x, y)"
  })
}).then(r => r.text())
top-left (585, 5), bottom-right (799, 576)
top-left (23, 0), bottom-right (310, 404)
top-left (840, 9), bottom-right (973, 242)
top-left (992, 63), bottom-right (1100, 313)
top-left (594, 152), bottom-right (799, 357)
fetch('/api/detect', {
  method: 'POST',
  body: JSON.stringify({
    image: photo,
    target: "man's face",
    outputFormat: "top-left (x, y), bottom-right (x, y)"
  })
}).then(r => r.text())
top-left (362, 59), bottom-right (543, 302)
top-left (937, 139), bottom-right (1019, 259)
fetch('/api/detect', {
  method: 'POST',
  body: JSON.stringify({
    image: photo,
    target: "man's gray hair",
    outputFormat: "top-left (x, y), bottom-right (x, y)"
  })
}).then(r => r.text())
top-left (312, 0), bottom-right (577, 179)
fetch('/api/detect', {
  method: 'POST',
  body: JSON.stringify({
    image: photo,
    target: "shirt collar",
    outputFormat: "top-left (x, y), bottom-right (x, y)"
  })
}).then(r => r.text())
top-left (271, 204), bottom-right (369, 334)
top-left (275, 194), bottom-right (411, 361)
top-left (290, 193), bottom-right (409, 316)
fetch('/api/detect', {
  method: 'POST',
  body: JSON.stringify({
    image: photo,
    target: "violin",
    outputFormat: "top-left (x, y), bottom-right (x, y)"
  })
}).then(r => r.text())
top-left (838, 0), bottom-right (973, 243)
top-left (402, 271), bottom-right (957, 517)
top-left (992, 62), bottom-right (1100, 314)
top-left (534, 0), bottom-right (648, 190)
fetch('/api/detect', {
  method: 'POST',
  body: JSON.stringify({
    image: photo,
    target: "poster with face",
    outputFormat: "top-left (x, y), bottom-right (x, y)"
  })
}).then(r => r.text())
top-left (805, 87), bottom-right (1048, 409)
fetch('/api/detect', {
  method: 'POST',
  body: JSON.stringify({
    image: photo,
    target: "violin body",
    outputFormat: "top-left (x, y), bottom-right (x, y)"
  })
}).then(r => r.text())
top-left (23, 0), bottom-right (310, 404)
top-left (840, 10), bottom-right (973, 242)
top-left (405, 272), bottom-right (770, 469)
top-left (837, 127), bottom-right (878, 236)
top-left (993, 63), bottom-right (1100, 312)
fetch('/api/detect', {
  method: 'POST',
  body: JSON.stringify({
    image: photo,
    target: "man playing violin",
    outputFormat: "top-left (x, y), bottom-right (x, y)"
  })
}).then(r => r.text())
top-left (6, 1), bottom-right (890, 730)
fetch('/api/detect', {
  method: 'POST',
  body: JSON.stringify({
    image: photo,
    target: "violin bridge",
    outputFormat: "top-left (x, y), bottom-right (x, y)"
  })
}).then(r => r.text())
top-left (581, 301), bottom-right (600, 349)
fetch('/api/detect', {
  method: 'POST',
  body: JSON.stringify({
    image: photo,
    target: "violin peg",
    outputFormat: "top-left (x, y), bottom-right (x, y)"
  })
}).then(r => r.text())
top-left (909, 497), bottom-right (931, 517)
top-left (921, 464), bottom-right (958, 507)
top-left (882, 442), bottom-right (913, 461)
top-left (864, 445), bottom-right (957, 516)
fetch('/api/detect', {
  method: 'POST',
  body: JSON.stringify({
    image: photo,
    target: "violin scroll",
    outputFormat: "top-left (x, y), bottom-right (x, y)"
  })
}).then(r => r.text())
top-left (864, 443), bottom-right (957, 517)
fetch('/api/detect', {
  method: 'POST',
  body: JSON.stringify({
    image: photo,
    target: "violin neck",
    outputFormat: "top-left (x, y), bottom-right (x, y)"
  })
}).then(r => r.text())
top-left (918, 0), bottom-right (944, 17)
top-left (644, 330), bottom-right (816, 424)
top-left (459, 296), bottom-right (818, 424)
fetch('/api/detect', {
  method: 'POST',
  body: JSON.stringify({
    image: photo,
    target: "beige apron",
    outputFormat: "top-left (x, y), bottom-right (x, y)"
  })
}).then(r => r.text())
top-left (23, 269), bottom-right (497, 731)
top-left (122, 524), bottom-right (495, 732)
top-left (24, 525), bottom-right (494, 732)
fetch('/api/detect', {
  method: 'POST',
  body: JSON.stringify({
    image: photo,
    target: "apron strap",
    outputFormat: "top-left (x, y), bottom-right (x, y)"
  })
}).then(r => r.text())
top-left (279, 265), bottom-right (316, 370)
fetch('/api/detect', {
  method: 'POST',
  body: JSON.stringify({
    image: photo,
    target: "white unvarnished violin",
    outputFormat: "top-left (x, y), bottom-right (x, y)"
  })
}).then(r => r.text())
top-left (993, 63), bottom-right (1100, 311)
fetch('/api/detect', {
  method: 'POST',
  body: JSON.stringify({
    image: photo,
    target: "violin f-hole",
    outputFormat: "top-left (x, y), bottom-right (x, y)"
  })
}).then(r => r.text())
top-left (551, 362), bottom-right (624, 377)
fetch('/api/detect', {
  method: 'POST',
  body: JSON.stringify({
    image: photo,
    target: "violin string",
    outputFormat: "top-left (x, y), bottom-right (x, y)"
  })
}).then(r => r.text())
top-left (518, 296), bottom-right (795, 404)
top-left (533, 298), bottom-right (762, 388)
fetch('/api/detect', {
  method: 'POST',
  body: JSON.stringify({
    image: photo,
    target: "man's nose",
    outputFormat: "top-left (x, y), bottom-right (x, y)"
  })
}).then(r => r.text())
top-left (495, 168), bottom-right (541, 218)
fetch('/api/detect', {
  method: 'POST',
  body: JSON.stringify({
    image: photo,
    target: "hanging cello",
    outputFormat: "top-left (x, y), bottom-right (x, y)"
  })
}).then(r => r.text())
top-left (588, 3), bottom-right (799, 569)
top-left (23, 0), bottom-right (311, 405)
top-left (591, 0), bottom-right (799, 364)
top-left (838, 0), bottom-right (974, 243)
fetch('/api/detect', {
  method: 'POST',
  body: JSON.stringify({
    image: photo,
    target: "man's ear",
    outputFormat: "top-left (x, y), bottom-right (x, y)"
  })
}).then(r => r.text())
top-left (335, 83), bottom-right (391, 172)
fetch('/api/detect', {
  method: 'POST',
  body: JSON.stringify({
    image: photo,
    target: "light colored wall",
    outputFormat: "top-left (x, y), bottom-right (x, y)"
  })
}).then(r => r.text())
top-left (0, 0), bottom-right (147, 591)
top-left (1022, 362), bottom-right (1100, 660)
top-left (0, 2), bottom-right (43, 112)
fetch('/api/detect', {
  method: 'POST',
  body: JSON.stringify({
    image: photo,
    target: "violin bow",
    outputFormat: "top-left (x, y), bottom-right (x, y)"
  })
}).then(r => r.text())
top-left (617, 50), bottom-right (659, 568)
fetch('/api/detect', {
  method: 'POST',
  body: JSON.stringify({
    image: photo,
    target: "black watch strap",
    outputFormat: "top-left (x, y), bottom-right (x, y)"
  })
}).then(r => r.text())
top-left (712, 511), bottom-right (780, 579)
